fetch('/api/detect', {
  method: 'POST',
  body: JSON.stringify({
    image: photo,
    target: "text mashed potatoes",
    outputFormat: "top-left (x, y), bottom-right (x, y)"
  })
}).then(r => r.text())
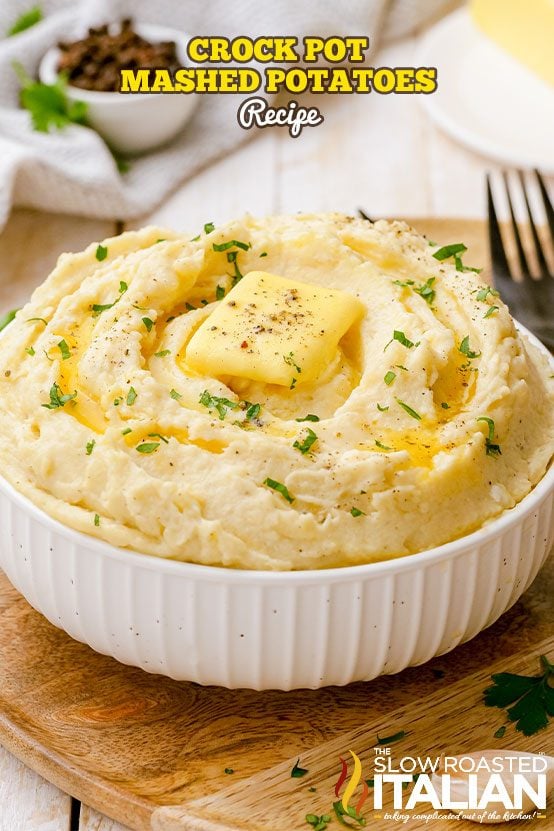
top-left (0, 214), bottom-right (552, 569)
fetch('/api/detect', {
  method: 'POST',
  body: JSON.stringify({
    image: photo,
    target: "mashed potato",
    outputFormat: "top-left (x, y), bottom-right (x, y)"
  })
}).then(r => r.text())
top-left (0, 214), bottom-right (552, 569)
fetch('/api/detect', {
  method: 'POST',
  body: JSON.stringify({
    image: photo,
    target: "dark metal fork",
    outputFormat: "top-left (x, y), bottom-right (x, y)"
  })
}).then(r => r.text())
top-left (487, 170), bottom-right (554, 350)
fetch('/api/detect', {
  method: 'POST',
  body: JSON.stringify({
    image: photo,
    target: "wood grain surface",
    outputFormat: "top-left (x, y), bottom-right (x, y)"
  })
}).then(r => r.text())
top-left (0, 219), bottom-right (552, 831)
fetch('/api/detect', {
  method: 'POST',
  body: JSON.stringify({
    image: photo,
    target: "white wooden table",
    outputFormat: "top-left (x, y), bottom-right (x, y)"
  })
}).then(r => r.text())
top-left (0, 30), bottom-right (551, 831)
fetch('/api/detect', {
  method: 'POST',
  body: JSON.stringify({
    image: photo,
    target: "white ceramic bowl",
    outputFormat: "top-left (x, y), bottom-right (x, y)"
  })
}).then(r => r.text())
top-left (0, 331), bottom-right (552, 691)
top-left (38, 23), bottom-right (198, 154)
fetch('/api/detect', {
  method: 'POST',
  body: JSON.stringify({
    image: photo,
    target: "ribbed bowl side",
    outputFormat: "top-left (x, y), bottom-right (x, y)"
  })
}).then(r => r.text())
top-left (0, 480), bottom-right (551, 690)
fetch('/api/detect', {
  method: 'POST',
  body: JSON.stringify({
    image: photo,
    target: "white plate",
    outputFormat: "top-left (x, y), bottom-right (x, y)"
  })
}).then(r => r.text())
top-left (417, 8), bottom-right (554, 173)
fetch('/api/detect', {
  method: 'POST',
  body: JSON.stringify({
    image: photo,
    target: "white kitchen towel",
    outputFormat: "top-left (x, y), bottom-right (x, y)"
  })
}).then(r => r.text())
top-left (0, 0), bottom-right (452, 229)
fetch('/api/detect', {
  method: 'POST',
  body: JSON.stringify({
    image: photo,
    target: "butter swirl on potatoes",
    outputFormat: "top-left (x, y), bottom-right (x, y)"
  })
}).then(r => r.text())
top-left (0, 215), bottom-right (552, 569)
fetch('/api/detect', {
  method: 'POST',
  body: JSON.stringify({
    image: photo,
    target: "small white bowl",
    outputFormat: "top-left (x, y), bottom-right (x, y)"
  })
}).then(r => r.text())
top-left (38, 23), bottom-right (198, 155)
top-left (0, 327), bottom-right (552, 690)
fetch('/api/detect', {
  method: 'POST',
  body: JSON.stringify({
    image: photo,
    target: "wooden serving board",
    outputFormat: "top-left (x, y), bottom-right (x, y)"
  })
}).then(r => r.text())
top-left (0, 218), bottom-right (552, 831)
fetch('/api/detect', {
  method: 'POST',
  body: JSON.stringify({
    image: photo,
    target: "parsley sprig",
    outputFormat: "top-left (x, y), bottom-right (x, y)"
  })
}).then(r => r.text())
top-left (484, 655), bottom-right (554, 736)
top-left (14, 63), bottom-right (87, 133)
top-left (8, 6), bottom-right (43, 36)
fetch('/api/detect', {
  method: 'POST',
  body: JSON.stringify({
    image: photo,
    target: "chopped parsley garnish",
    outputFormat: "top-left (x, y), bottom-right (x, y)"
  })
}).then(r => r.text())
top-left (384, 370), bottom-right (396, 386)
top-left (396, 399), bottom-right (422, 420)
top-left (296, 414), bottom-right (320, 422)
top-left (95, 244), bottom-right (108, 261)
top-left (433, 242), bottom-right (467, 261)
top-left (13, 63), bottom-right (88, 133)
top-left (155, 238), bottom-right (166, 244)
top-left (291, 759), bottom-right (309, 778)
top-left (136, 441), bottom-right (160, 454)
top-left (94, 513), bottom-right (100, 526)
top-left (224, 767), bottom-right (234, 775)
top-left (42, 383), bottom-right (77, 409)
top-left (170, 388), bottom-right (182, 400)
top-left (212, 239), bottom-right (251, 252)
top-left (414, 277), bottom-right (436, 305)
top-left (199, 389), bottom-right (239, 420)
top-left (0, 309), bottom-right (18, 332)
top-left (432, 242), bottom-right (481, 273)
top-left (121, 427), bottom-right (132, 435)
top-left (8, 6), bottom-right (43, 36)
top-left (376, 403), bottom-right (389, 412)
top-left (86, 439), bottom-right (95, 455)
top-left (494, 726), bottom-right (506, 739)
top-left (227, 250), bottom-right (244, 286)
top-left (215, 285), bottom-right (225, 301)
top-left (454, 255), bottom-right (482, 273)
top-left (26, 317), bottom-right (47, 325)
top-left (91, 281), bottom-right (127, 315)
top-left (385, 330), bottom-right (415, 351)
top-left (459, 336), bottom-right (481, 359)
top-left (245, 402), bottom-right (261, 421)
top-left (126, 386), bottom-right (137, 406)
top-left (142, 317), bottom-right (154, 332)
top-left (204, 222), bottom-right (215, 234)
top-left (484, 654), bottom-right (554, 736)
top-left (484, 306), bottom-right (499, 318)
top-left (148, 432), bottom-right (169, 444)
top-left (154, 349), bottom-right (171, 357)
top-left (441, 402), bottom-right (450, 409)
top-left (375, 439), bottom-right (392, 451)
top-left (260, 251), bottom-right (268, 257)
top-left (293, 428), bottom-right (318, 455)
top-left (113, 397), bottom-right (122, 406)
top-left (284, 352), bottom-right (302, 374)
top-left (376, 730), bottom-right (407, 745)
top-left (477, 416), bottom-right (501, 457)
top-left (264, 478), bottom-right (294, 503)
top-left (25, 346), bottom-right (35, 356)
top-left (350, 507), bottom-right (365, 517)
top-left (475, 286), bottom-right (500, 302)
top-left (185, 302), bottom-right (196, 311)
top-left (57, 339), bottom-right (71, 360)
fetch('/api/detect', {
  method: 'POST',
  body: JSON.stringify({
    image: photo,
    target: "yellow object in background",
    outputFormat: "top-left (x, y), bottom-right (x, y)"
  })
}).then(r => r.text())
top-left (185, 271), bottom-right (364, 387)
top-left (471, 0), bottom-right (554, 86)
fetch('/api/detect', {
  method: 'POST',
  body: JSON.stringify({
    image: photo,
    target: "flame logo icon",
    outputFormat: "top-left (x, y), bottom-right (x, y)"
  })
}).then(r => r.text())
top-left (334, 750), bottom-right (369, 818)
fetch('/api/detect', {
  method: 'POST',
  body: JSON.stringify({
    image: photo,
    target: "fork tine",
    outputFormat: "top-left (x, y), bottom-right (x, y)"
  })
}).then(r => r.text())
top-left (503, 171), bottom-right (531, 278)
top-left (518, 170), bottom-right (549, 276)
top-left (535, 169), bottom-right (554, 247)
top-left (487, 173), bottom-right (512, 280)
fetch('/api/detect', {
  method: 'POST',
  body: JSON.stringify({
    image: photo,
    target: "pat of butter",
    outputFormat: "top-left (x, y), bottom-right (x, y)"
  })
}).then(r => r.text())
top-left (471, 0), bottom-right (554, 86)
top-left (185, 271), bottom-right (364, 386)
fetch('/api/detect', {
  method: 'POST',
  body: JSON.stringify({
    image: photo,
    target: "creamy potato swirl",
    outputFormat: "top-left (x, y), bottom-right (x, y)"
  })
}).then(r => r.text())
top-left (0, 214), bottom-right (552, 569)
